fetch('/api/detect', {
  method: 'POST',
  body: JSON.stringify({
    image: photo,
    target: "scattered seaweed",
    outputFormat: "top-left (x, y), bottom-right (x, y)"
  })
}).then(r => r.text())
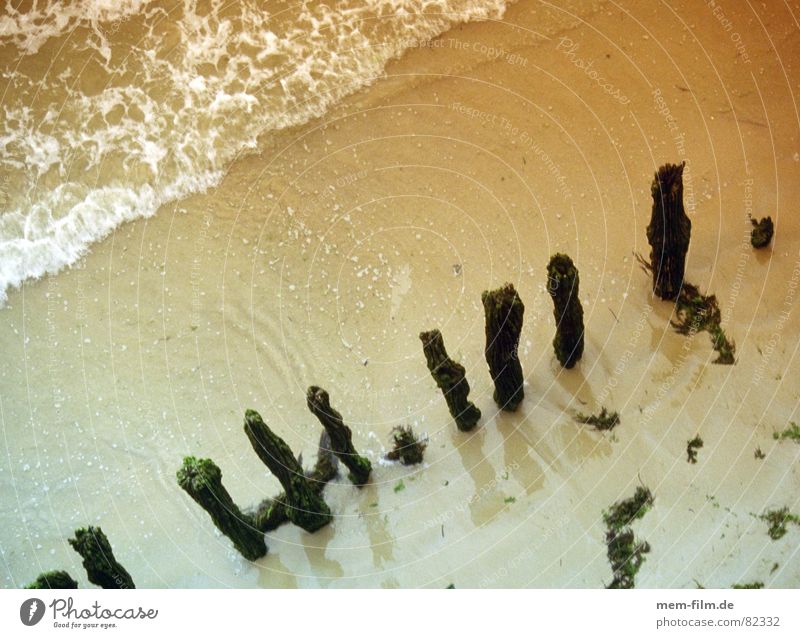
top-left (750, 216), bottom-right (774, 249)
top-left (754, 447), bottom-right (766, 460)
top-left (394, 480), bottom-right (406, 493)
top-left (606, 528), bottom-right (651, 589)
top-left (575, 407), bottom-right (620, 432)
top-left (673, 282), bottom-right (736, 364)
top-left (604, 487), bottom-right (654, 531)
top-left (733, 581), bottom-right (764, 589)
top-left (386, 425), bottom-right (427, 465)
top-left (773, 421), bottom-right (800, 443)
top-left (759, 507), bottom-right (800, 541)
top-left (603, 486), bottom-right (654, 589)
top-left (687, 435), bottom-right (703, 464)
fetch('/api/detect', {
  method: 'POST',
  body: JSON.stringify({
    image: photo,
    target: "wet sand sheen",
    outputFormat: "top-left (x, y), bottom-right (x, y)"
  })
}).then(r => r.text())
top-left (2, 0), bottom-right (800, 588)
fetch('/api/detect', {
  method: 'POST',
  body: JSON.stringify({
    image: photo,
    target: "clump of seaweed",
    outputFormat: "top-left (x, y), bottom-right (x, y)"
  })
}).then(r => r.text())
top-left (386, 426), bottom-right (427, 465)
top-left (754, 447), bottom-right (766, 460)
top-left (606, 528), bottom-right (651, 589)
top-left (575, 407), bottom-right (620, 432)
top-left (603, 486), bottom-right (654, 589)
top-left (634, 256), bottom-right (735, 364)
top-left (604, 486), bottom-right (654, 530)
top-left (750, 216), bottom-right (774, 249)
top-left (773, 421), bottom-right (800, 443)
top-left (733, 581), bottom-right (764, 589)
top-left (760, 507), bottom-right (800, 541)
top-left (687, 435), bottom-right (703, 464)
top-left (672, 282), bottom-right (735, 365)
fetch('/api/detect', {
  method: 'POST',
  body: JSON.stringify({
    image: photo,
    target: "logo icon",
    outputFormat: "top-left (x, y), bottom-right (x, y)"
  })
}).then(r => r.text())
top-left (20, 598), bottom-right (45, 626)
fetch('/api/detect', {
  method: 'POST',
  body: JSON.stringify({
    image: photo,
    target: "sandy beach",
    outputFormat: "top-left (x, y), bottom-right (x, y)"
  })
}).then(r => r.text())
top-left (1, 0), bottom-right (799, 588)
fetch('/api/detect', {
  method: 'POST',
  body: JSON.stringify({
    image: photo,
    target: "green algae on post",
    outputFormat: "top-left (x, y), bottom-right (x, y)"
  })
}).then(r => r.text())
top-left (177, 456), bottom-right (267, 561)
top-left (69, 527), bottom-right (135, 589)
top-left (419, 329), bottom-right (481, 431)
top-left (647, 162), bottom-right (691, 301)
top-left (750, 216), bottom-right (774, 248)
top-left (251, 431), bottom-right (339, 533)
top-left (243, 409), bottom-right (332, 533)
top-left (732, 581), bottom-right (764, 589)
top-left (482, 283), bottom-right (525, 411)
top-left (307, 386), bottom-right (372, 486)
top-left (26, 570), bottom-right (78, 589)
top-left (575, 407), bottom-right (619, 431)
top-left (687, 435), bottom-right (703, 464)
top-left (546, 253), bottom-right (584, 368)
top-left (386, 425), bottom-right (427, 465)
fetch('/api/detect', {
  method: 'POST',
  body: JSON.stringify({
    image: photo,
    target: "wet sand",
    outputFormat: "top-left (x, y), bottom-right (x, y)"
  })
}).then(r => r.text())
top-left (2, 0), bottom-right (800, 588)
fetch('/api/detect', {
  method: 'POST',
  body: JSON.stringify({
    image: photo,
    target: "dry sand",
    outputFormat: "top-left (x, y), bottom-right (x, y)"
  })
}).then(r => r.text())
top-left (1, 0), bottom-right (799, 588)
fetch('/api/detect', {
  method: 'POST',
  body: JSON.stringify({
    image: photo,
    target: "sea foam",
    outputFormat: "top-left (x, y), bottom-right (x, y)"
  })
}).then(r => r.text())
top-left (0, 0), bottom-right (511, 305)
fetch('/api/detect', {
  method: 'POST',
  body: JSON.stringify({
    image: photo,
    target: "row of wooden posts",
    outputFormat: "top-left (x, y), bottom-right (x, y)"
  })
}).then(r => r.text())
top-left (25, 160), bottom-right (749, 587)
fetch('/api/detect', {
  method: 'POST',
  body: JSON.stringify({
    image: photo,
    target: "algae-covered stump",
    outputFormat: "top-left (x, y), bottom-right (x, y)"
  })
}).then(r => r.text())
top-left (243, 409), bottom-right (332, 532)
top-left (251, 430), bottom-right (339, 532)
top-left (68, 527), bottom-right (135, 589)
top-left (26, 570), bottom-right (78, 589)
top-left (750, 216), bottom-right (774, 249)
top-left (386, 425), bottom-right (427, 465)
top-left (307, 386), bottom-right (372, 486)
top-left (419, 329), bottom-right (481, 431)
top-left (647, 162), bottom-right (691, 301)
top-left (546, 254), bottom-right (584, 368)
top-left (482, 283), bottom-right (525, 411)
top-left (177, 456), bottom-right (267, 561)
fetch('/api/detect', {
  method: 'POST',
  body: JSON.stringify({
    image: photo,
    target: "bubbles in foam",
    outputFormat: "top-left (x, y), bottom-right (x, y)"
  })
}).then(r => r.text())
top-left (0, 0), bottom-right (511, 305)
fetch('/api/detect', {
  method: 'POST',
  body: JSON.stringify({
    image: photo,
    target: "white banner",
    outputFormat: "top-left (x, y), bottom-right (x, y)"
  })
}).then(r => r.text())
top-left (0, 589), bottom-right (796, 637)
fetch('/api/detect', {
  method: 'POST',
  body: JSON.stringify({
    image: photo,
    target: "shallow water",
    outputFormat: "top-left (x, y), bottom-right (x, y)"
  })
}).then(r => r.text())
top-left (1, 0), bottom-right (800, 588)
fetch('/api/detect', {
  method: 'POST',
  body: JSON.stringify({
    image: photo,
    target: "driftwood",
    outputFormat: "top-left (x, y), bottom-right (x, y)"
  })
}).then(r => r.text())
top-left (306, 386), bottom-right (372, 486)
top-left (243, 409), bottom-right (332, 532)
top-left (647, 162), bottom-right (691, 300)
top-left (547, 254), bottom-right (584, 368)
top-left (68, 526), bottom-right (135, 589)
top-left (177, 457), bottom-right (267, 561)
top-left (482, 283), bottom-right (525, 411)
top-left (419, 329), bottom-right (481, 431)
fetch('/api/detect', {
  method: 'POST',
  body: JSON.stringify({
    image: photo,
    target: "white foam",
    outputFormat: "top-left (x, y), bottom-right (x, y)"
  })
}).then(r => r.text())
top-left (0, 0), bottom-right (512, 305)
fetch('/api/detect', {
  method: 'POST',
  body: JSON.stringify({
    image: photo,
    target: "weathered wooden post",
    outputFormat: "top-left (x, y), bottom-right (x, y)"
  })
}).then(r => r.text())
top-left (243, 409), bottom-right (332, 533)
top-left (306, 386), bottom-right (372, 486)
top-left (26, 571), bottom-right (78, 589)
top-left (251, 431), bottom-right (338, 532)
top-left (647, 162), bottom-right (691, 300)
top-left (419, 329), bottom-right (481, 431)
top-left (482, 283), bottom-right (525, 411)
top-left (177, 456), bottom-right (267, 561)
top-left (68, 527), bottom-right (135, 589)
top-left (547, 254), bottom-right (585, 368)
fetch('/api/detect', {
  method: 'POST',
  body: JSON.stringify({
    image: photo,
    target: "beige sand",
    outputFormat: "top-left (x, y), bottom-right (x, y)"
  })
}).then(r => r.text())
top-left (2, 0), bottom-right (799, 588)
